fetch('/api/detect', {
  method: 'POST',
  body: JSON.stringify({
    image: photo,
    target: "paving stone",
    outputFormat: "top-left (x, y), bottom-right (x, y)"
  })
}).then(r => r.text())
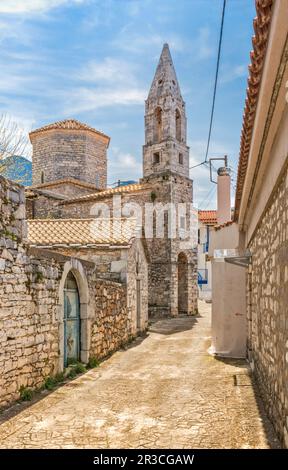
top-left (0, 301), bottom-right (280, 449)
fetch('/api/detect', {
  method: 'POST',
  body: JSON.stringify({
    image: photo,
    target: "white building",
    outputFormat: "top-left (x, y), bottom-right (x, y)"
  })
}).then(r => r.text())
top-left (197, 210), bottom-right (217, 302)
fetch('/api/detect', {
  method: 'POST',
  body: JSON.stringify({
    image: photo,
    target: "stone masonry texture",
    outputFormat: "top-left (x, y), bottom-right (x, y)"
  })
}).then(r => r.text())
top-left (0, 176), bottom-right (146, 408)
top-left (248, 164), bottom-right (288, 448)
top-left (0, 302), bottom-right (280, 449)
top-left (31, 129), bottom-right (108, 189)
top-left (29, 44), bottom-right (198, 318)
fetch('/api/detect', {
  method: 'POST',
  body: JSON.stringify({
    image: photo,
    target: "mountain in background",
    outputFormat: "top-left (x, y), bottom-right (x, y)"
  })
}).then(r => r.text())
top-left (0, 155), bottom-right (32, 186)
top-left (0, 157), bottom-right (136, 189)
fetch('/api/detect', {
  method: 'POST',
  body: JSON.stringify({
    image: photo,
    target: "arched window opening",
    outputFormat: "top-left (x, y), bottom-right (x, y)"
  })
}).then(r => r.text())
top-left (64, 271), bottom-right (80, 367)
top-left (41, 171), bottom-right (45, 184)
top-left (175, 109), bottom-right (181, 142)
top-left (153, 107), bottom-right (162, 143)
top-left (153, 152), bottom-right (160, 165)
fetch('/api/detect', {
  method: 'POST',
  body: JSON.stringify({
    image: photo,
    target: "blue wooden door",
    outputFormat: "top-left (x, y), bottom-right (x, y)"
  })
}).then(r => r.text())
top-left (64, 272), bottom-right (80, 367)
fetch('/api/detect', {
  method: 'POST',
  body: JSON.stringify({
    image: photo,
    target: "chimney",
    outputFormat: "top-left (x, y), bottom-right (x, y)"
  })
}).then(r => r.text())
top-left (217, 166), bottom-right (231, 225)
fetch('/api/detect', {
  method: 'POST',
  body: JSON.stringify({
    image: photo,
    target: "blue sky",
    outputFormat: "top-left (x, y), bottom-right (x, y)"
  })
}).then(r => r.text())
top-left (0, 0), bottom-right (255, 208)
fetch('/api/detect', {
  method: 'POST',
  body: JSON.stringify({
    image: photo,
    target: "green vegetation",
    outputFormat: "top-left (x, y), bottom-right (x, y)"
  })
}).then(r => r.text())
top-left (87, 357), bottom-right (100, 369)
top-left (35, 271), bottom-right (44, 283)
top-left (19, 386), bottom-right (33, 401)
top-left (43, 373), bottom-right (65, 391)
top-left (73, 362), bottom-right (86, 374)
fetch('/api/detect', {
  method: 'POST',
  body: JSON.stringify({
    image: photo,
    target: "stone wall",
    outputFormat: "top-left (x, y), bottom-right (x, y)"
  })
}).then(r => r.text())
top-left (26, 192), bottom-right (65, 220)
top-left (36, 241), bottom-right (149, 335)
top-left (248, 163), bottom-right (288, 447)
top-left (0, 176), bottom-right (142, 408)
top-left (90, 280), bottom-right (129, 359)
top-left (0, 177), bottom-right (65, 406)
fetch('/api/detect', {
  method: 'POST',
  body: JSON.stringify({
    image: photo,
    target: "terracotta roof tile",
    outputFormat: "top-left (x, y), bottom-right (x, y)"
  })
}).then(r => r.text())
top-left (198, 210), bottom-right (217, 225)
top-left (29, 119), bottom-right (110, 143)
top-left (214, 220), bottom-right (234, 231)
top-left (60, 182), bottom-right (148, 205)
top-left (27, 218), bottom-right (137, 247)
top-left (234, 0), bottom-right (274, 221)
top-left (29, 178), bottom-right (101, 191)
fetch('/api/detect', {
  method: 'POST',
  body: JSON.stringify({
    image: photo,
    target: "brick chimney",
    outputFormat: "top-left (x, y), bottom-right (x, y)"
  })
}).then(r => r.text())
top-left (217, 166), bottom-right (231, 225)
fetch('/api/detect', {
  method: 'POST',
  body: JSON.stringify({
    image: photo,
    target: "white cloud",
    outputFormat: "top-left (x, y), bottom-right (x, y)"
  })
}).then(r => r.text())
top-left (0, 0), bottom-right (85, 14)
top-left (112, 32), bottom-right (185, 54)
top-left (108, 146), bottom-right (142, 183)
top-left (67, 56), bottom-right (146, 113)
top-left (220, 64), bottom-right (247, 84)
top-left (78, 58), bottom-right (138, 85)
top-left (194, 27), bottom-right (213, 60)
top-left (64, 87), bottom-right (146, 114)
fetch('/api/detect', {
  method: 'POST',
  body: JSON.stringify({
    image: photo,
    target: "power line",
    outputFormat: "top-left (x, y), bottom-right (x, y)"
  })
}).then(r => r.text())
top-left (198, 184), bottom-right (216, 209)
top-left (189, 0), bottom-right (226, 169)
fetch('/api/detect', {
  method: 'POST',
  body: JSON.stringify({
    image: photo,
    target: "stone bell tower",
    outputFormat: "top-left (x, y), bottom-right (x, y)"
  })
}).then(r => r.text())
top-left (143, 43), bottom-right (190, 178)
top-left (141, 44), bottom-right (198, 318)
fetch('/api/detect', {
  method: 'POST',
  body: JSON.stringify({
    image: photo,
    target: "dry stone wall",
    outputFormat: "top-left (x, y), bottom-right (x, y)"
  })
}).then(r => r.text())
top-left (0, 176), bottom-right (140, 408)
top-left (90, 280), bottom-right (129, 359)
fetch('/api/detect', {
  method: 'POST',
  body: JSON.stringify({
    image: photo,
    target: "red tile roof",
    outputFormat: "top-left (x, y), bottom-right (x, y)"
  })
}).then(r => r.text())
top-left (60, 182), bottom-right (148, 205)
top-left (214, 220), bottom-right (234, 231)
top-left (198, 210), bottom-right (217, 225)
top-left (234, 0), bottom-right (274, 221)
top-left (29, 119), bottom-right (110, 144)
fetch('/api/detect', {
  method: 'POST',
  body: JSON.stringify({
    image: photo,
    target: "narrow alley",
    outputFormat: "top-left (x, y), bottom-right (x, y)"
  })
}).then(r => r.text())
top-left (0, 302), bottom-right (279, 449)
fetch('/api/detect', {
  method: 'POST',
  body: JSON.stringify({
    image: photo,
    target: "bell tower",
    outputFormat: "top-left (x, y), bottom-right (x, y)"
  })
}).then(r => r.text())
top-left (143, 43), bottom-right (189, 178)
top-left (141, 44), bottom-right (198, 318)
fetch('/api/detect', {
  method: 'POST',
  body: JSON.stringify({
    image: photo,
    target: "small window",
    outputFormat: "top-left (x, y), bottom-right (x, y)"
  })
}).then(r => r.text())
top-left (153, 152), bottom-right (160, 165)
top-left (180, 216), bottom-right (186, 230)
top-left (40, 171), bottom-right (45, 184)
top-left (179, 153), bottom-right (183, 165)
top-left (158, 79), bottom-right (163, 85)
top-left (172, 80), bottom-right (176, 85)
top-left (95, 174), bottom-right (100, 188)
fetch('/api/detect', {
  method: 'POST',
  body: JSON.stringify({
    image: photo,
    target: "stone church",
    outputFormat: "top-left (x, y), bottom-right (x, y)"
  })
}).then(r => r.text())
top-left (0, 44), bottom-right (198, 408)
top-left (26, 43), bottom-right (198, 318)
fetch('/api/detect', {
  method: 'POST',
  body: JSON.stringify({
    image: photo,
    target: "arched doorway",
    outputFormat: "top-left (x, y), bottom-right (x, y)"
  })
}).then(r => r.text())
top-left (64, 271), bottom-right (81, 367)
top-left (178, 252), bottom-right (188, 314)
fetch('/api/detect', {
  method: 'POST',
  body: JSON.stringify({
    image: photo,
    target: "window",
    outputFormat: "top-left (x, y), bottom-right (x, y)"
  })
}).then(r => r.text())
top-left (153, 152), bottom-right (160, 165)
top-left (180, 216), bottom-right (186, 230)
top-left (153, 107), bottom-right (162, 143)
top-left (40, 171), bottom-right (45, 184)
top-left (179, 153), bottom-right (183, 165)
top-left (95, 174), bottom-right (100, 188)
top-left (175, 109), bottom-right (181, 141)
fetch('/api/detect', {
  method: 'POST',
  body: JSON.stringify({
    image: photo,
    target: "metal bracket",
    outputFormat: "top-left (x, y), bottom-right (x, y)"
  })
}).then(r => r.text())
top-left (224, 254), bottom-right (251, 268)
top-left (209, 155), bottom-right (228, 184)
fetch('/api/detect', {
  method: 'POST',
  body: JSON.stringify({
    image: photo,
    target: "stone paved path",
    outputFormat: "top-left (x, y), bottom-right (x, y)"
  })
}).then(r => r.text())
top-left (0, 301), bottom-right (280, 448)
